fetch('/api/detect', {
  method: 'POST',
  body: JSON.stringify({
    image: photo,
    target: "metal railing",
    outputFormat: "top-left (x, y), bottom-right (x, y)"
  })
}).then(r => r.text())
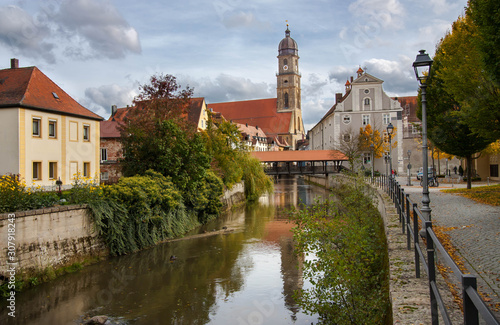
top-left (370, 175), bottom-right (499, 325)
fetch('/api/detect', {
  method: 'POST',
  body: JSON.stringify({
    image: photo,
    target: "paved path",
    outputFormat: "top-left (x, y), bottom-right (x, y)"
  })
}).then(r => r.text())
top-left (394, 177), bottom-right (500, 321)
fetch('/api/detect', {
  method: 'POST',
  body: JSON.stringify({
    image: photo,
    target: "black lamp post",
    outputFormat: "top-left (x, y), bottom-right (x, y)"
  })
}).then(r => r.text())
top-left (407, 150), bottom-right (412, 186)
top-left (413, 49), bottom-right (433, 221)
top-left (386, 122), bottom-right (394, 178)
top-left (370, 143), bottom-right (374, 180)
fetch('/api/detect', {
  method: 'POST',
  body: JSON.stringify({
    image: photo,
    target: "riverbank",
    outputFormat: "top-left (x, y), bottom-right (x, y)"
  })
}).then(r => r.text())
top-left (304, 174), bottom-right (463, 323)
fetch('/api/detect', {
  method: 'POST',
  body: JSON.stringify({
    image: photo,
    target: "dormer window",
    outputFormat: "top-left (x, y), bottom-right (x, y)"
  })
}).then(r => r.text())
top-left (52, 92), bottom-right (59, 99)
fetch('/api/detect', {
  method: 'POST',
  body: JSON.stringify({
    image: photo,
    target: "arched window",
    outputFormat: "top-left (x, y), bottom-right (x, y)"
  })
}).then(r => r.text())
top-left (284, 93), bottom-right (289, 108)
top-left (364, 98), bottom-right (370, 106)
top-left (284, 59), bottom-right (288, 65)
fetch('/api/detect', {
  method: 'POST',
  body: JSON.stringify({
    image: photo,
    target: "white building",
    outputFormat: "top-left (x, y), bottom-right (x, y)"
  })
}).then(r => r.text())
top-left (309, 68), bottom-right (403, 174)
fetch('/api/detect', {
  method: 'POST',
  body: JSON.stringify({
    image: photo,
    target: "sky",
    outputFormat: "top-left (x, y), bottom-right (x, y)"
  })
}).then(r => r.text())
top-left (0, 0), bottom-right (468, 131)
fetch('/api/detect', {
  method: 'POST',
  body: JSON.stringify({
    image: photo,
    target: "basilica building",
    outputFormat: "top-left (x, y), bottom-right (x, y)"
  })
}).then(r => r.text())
top-left (208, 26), bottom-right (305, 150)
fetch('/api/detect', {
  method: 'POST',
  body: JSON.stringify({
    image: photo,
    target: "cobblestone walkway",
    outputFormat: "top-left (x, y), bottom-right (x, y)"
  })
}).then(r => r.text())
top-left (396, 178), bottom-right (500, 321)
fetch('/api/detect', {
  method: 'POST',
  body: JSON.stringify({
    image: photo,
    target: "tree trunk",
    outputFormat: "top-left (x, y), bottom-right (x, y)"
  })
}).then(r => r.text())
top-left (466, 155), bottom-right (473, 190)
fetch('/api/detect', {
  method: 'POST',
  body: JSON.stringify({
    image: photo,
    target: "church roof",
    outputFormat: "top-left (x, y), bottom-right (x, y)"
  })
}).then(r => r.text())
top-left (278, 26), bottom-right (298, 56)
top-left (207, 98), bottom-right (292, 138)
top-left (0, 61), bottom-right (102, 120)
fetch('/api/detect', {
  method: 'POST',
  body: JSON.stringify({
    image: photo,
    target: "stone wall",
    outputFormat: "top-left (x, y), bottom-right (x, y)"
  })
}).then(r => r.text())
top-left (0, 205), bottom-right (108, 276)
top-left (221, 182), bottom-right (245, 209)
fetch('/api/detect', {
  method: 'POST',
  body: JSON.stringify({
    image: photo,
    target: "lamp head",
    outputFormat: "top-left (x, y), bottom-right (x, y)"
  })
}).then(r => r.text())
top-left (387, 122), bottom-right (394, 135)
top-left (413, 50), bottom-right (433, 84)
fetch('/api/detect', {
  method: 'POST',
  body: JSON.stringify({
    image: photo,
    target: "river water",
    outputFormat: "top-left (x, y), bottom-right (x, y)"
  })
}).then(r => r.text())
top-left (1, 176), bottom-right (329, 325)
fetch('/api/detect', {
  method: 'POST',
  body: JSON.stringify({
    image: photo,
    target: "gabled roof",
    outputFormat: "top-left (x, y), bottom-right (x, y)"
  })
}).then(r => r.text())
top-left (352, 72), bottom-right (384, 84)
top-left (0, 65), bottom-right (102, 120)
top-left (207, 98), bottom-right (292, 137)
top-left (236, 122), bottom-right (268, 139)
top-left (187, 97), bottom-right (206, 126)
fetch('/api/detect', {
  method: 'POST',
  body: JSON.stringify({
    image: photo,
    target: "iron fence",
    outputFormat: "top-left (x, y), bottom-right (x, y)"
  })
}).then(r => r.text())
top-left (370, 175), bottom-right (499, 325)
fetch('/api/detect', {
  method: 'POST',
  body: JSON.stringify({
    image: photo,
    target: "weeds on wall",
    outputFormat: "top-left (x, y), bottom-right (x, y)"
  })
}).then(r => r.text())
top-left (290, 176), bottom-right (391, 324)
top-left (0, 175), bottom-right (59, 213)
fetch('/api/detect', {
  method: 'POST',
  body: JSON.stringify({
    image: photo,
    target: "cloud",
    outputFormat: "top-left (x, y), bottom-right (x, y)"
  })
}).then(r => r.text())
top-left (83, 83), bottom-right (136, 116)
top-left (57, 0), bottom-right (141, 59)
top-left (183, 74), bottom-right (273, 103)
top-left (0, 5), bottom-right (56, 63)
top-left (348, 0), bottom-right (405, 29)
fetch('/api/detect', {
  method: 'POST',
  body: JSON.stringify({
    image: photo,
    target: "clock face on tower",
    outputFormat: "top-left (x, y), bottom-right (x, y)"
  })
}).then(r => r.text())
top-left (283, 65), bottom-right (288, 71)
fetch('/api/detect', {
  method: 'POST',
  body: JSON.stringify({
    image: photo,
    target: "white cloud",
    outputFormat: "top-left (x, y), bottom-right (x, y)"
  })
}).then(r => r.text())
top-left (0, 5), bottom-right (56, 63)
top-left (348, 0), bottom-right (405, 29)
top-left (83, 84), bottom-right (136, 116)
top-left (57, 0), bottom-right (141, 59)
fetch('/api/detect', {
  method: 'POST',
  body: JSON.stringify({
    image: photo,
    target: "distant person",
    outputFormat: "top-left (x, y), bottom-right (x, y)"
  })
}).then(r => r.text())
top-left (453, 166), bottom-right (457, 174)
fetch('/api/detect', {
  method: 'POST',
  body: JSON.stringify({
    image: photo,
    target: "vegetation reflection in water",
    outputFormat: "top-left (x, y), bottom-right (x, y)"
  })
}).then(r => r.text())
top-left (0, 176), bottom-right (327, 325)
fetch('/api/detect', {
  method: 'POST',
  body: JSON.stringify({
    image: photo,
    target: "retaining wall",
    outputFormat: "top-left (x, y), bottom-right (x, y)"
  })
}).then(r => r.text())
top-left (0, 205), bottom-right (107, 276)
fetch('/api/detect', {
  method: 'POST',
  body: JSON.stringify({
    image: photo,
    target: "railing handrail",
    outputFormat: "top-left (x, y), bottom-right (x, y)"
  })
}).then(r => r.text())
top-left (369, 175), bottom-right (499, 325)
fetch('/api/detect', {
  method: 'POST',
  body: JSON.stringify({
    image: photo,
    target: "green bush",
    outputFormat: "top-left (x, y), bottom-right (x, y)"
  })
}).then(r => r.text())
top-left (290, 177), bottom-right (391, 324)
top-left (89, 170), bottom-right (200, 256)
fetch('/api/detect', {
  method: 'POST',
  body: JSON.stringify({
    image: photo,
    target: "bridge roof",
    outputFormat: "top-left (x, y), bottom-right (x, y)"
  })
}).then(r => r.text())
top-left (251, 150), bottom-right (347, 162)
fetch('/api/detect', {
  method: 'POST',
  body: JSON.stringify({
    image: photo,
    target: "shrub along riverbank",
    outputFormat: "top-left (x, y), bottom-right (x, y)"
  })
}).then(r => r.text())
top-left (291, 175), bottom-right (391, 324)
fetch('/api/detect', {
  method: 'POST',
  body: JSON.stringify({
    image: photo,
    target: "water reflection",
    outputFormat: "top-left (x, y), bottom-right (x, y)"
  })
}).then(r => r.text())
top-left (0, 176), bottom-right (328, 324)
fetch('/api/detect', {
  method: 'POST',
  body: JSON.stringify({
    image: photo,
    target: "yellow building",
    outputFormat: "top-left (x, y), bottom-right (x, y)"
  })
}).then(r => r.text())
top-left (0, 59), bottom-right (103, 188)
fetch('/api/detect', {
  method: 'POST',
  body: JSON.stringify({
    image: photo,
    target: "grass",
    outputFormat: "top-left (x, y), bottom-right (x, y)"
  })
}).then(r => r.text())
top-left (442, 184), bottom-right (500, 206)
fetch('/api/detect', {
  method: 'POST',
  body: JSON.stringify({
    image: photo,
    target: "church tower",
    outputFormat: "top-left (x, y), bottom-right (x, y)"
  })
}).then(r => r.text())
top-left (277, 25), bottom-right (304, 147)
top-left (277, 25), bottom-right (301, 113)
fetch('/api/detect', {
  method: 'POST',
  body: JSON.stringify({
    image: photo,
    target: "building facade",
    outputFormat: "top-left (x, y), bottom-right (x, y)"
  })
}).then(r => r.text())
top-left (310, 68), bottom-right (404, 174)
top-left (0, 59), bottom-right (103, 187)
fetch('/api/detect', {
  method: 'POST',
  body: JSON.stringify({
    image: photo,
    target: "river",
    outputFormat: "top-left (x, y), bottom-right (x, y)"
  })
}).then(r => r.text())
top-left (1, 176), bottom-right (329, 325)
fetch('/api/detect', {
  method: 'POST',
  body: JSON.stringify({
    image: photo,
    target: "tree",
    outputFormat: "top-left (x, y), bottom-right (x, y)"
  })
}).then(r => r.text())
top-left (423, 30), bottom-right (492, 189)
top-left (119, 73), bottom-right (223, 220)
top-left (434, 13), bottom-right (500, 141)
top-left (358, 124), bottom-right (394, 158)
top-left (334, 128), bottom-right (363, 172)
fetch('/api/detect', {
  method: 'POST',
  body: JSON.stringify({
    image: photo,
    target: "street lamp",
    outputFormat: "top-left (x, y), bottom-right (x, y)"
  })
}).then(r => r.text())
top-left (370, 143), bottom-right (374, 180)
top-left (386, 122), bottom-right (394, 178)
top-left (407, 150), bottom-right (412, 186)
top-left (413, 49), bottom-right (433, 221)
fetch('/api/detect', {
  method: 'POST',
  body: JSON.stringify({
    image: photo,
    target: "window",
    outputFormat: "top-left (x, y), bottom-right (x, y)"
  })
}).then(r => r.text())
top-left (284, 59), bottom-right (288, 65)
top-left (363, 153), bottom-right (372, 164)
top-left (362, 114), bottom-right (370, 126)
top-left (343, 115), bottom-right (351, 124)
top-left (364, 89), bottom-right (370, 94)
top-left (49, 162), bottom-right (57, 180)
top-left (343, 134), bottom-right (351, 142)
top-left (83, 162), bottom-right (90, 178)
top-left (32, 117), bottom-right (41, 137)
top-left (83, 124), bottom-right (90, 141)
top-left (383, 113), bottom-right (390, 125)
top-left (100, 148), bottom-right (108, 162)
top-left (33, 161), bottom-right (41, 180)
top-left (101, 172), bottom-right (109, 181)
top-left (70, 121), bottom-right (78, 141)
top-left (364, 98), bottom-right (370, 106)
top-left (49, 120), bottom-right (57, 138)
top-left (284, 93), bottom-right (289, 108)
top-left (490, 164), bottom-right (499, 178)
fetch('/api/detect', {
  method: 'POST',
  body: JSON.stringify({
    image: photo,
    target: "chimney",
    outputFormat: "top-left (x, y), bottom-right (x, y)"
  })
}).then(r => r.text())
top-left (256, 125), bottom-right (259, 130)
top-left (335, 93), bottom-right (343, 103)
top-left (350, 76), bottom-right (353, 83)
top-left (111, 105), bottom-right (117, 117)
top-left (10, 58), bottom-right (19, 69)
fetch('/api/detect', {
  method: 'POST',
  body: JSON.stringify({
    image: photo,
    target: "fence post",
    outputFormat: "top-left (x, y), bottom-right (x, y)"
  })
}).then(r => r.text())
top-left (462, 274), bottom-right (479, 325)
top-left (425, 220), bottom-right (439, 325)
top-left (400, 188), bottom-right (404, 226)
top-left (406, 194), bottom-right (411, 250)
top-left (413, 203), bottom-right (420, 278)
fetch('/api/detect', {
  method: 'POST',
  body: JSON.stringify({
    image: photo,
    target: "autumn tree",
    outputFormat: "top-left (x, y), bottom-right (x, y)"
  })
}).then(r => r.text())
top-left (424, 20), bottom-right (492, 189)
top-left (358, 124), bottom-right (392, 158)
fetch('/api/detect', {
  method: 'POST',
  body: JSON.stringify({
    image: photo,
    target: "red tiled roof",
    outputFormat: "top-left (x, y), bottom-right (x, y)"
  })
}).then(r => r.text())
top-left (110, 97), bottom-right (205, 124)
top-left (251, 150), bottom-right (347, 162)
top-left (100, 119), bottom-right (121, 138)
top-left (236, 122), bottom-right (268, 138)
top-left (207, 98), bottom-right (292, 138)
top-left (0, 66), bottom-right (102, 120)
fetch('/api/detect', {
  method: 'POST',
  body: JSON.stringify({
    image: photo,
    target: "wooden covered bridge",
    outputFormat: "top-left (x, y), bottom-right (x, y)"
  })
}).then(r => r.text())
top-left (251, 150), bottom-right (348, 176)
